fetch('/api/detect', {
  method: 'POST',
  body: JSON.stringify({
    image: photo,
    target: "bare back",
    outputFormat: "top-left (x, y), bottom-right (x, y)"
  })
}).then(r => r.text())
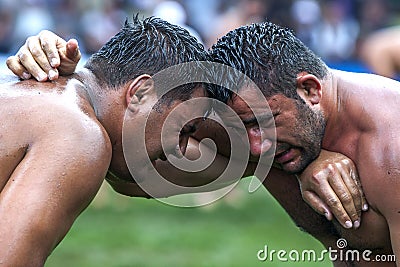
top-left (0, 75), bottom-right (112, 266)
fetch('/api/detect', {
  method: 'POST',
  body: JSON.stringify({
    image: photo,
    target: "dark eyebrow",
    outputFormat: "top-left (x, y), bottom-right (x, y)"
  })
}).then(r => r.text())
top-left (241, 113), bottom-right (274, 126)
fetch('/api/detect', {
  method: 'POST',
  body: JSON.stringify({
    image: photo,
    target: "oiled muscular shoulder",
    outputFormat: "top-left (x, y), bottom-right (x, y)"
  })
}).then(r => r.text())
top-left (0, 77), bottom-right (112, 190)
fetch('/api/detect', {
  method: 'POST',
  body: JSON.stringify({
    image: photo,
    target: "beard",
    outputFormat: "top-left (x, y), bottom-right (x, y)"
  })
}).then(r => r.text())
top-left (285, 100), bottom-right (326, 174)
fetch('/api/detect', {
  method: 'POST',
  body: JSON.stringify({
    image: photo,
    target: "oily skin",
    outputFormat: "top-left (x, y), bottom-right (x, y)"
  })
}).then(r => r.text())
top-left (0, 71), bottom-right (209, 265)
top-left (7, 30), bottom-right (369, 225)
top-left (0, 75), bottom-right (111, 265)
top-left (226, 71), bottom-right (400, 266)
top-left (5, 31), bottom-right (377, 266)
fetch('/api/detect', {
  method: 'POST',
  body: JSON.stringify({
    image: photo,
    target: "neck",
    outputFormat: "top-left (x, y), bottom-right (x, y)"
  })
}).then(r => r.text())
top-left (72, 68), bottom-right (133, 181)
top-left (320, 69), bottom-right (353, 150)
top-left (73, 68), bottom-right (125, 157)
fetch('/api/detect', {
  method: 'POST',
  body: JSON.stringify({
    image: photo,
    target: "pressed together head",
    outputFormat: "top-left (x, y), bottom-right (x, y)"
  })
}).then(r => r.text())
top-left (86, 15), bottom-right (330, 178)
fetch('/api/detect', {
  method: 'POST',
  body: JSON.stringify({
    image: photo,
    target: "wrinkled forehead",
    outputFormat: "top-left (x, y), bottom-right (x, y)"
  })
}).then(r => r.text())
top-left (226, 85), bottom-right (272, 114)
top-left (208, 85), bottom-right (274, 131)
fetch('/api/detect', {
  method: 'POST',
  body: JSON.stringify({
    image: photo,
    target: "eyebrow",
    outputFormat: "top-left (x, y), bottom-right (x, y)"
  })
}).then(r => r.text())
top-left (241, 113), bottom-right (274, 125)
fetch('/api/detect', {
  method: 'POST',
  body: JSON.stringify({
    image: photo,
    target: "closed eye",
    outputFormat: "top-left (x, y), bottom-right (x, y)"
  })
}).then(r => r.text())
top-left (180, 123), bottom-right (197, 136)
top-left (241, 113), bottom-right (276, 128)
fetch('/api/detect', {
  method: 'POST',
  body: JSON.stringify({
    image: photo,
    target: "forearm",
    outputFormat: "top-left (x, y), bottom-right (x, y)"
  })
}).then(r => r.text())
top-left (260, 168), bottom-right (332, 237)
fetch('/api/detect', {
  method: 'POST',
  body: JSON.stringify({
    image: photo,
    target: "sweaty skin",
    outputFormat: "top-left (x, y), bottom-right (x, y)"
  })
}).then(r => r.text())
top-left (0, 71), bottom-right (217, 265)
top-left (239, 70), bottom-right (399, 266)
top-left (0, 75), bottom-right (111, 266)
top-left (5, 29), bottom-right (374, 267)
top-left (6, 30), bottom-right (368, 227)
top-left (320, 70), bottom-right (398, 265)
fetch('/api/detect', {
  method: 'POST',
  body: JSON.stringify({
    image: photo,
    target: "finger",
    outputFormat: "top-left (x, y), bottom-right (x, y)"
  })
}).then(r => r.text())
top-left (17, 46), bottom-right (48, 82)
top-left (57, 39), bottom-right (81, 76)
top-left (65, 39), bottom-right (81, 63)
top-left (349, 163), bottom-right (368, 211)
top-left (338, 159), bottom-right (368, 216)
top-left (317, 185), bottom-right (353, 229)
top-left (26, 36), bottom-right (59, 81)
top-left (302, 191), bottom-right (332, 220)
top-left (336, 161), bottom-right (362, 220)
top-left (38, 30), bottom-right (63, 68)
top-left (328, 178), bottom-right (359, 229)
top-left (312, 169), bottom-right (354, 229)
top-left (6, 55), bottom-right (31, 80)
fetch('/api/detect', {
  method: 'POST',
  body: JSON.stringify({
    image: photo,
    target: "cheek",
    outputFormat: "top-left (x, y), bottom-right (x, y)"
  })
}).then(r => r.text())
top-left (144, 117), bottom-right (163, 150)
top-left (144, 132), bottom-right (160, 155)
top-left (246, 127), bottom-right (273, 156)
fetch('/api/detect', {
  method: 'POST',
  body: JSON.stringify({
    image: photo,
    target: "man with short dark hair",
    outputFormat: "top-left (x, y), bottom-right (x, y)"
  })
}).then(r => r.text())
top-left (210, 21), bottom-right (399, 266)
top-left (0, 16), bottom-right (225, 266)
top-left (6, 18), bottom-right (368, 267)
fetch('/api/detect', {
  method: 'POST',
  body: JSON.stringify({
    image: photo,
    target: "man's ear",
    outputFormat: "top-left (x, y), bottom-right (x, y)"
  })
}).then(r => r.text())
top-left (125, 74), bottom-right (154, 114)
top-left (296, 74), bottom-right (322, 105)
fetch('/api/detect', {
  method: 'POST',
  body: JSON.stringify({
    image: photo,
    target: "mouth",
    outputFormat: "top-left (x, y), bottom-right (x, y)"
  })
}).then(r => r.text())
top-left (274, 147), bottom-right (296, 164)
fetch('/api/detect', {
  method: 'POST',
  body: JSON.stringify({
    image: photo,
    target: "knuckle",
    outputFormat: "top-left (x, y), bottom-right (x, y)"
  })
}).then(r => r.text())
top-left (26, 36), bottom-right (37, 46)
top-left (18, 52), bottom-right (29, 63)
top-left (30, 46), bottom-right (40, 57)
top-left (327, 197), bottom-right (339, 206)
top-left (41, 40), bottom-right (49, 50)
top-left (312, 170), bottom-right (332, 184)
top-left (342, 159), bottom-right (350, 167)
top-left (25, 36), bottom-right (33, 43)
top-left (340, 193), bottom-right (351, 204)
top-left (5, 56), bottom-right (15, 67)
top-left (319, 164), bottom-right (335, 177)
top-left (344, 158), bottom-right (356, 169)
top-left (327, 163), bottom-right (336, 173)
top-left (39, 29), bottom-right (50, 37)
top-left (349, 187), bottom-right (359, 196)
top-left (309, 174), bottom-right (323, 186)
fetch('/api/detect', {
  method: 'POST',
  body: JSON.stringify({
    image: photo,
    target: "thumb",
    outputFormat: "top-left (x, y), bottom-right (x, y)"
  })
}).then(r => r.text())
top-left (65, 39), bottom-right (81, 63)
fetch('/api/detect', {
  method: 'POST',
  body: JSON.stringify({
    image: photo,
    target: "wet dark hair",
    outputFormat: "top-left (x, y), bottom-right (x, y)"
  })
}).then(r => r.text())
top-left (85, 15), bottom-right (220, 103)
top-left (209, 21), bottom-right (329, 102)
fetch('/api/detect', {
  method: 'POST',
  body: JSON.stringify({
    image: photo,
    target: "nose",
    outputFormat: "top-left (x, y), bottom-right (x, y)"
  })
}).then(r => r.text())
top-left (247, 126), bottom-right (273, 156)
top-left (179, 134), bottom-right (190, 156)
top-left (161, 137), bottom-right (185, 161)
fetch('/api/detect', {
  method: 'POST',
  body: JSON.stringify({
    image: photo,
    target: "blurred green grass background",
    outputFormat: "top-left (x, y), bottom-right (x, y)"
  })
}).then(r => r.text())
top-left (45, 178), bottom-right (332, 267)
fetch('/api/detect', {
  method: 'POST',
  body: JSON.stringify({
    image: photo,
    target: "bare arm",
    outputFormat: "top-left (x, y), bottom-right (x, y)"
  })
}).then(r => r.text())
top-left (0, 128), bottom-right (110, 266)
top-left (7, 30), bottom-right (366, 229)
